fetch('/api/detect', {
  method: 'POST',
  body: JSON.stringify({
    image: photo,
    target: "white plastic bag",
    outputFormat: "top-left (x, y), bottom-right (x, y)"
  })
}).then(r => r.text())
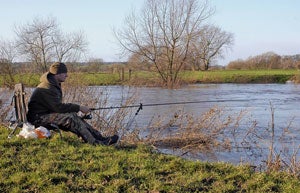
top-left (17, 122), bottom-right (37, 139)
top-left (17, 123), bottom-right (51, 139)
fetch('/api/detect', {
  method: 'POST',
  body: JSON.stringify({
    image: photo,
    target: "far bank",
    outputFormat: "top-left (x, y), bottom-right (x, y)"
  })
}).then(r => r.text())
top-left (0, 69), bottom-right (298, 88)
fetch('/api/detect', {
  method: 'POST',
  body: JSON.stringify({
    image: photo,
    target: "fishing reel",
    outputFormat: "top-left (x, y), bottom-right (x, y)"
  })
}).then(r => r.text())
top-left (81, 113), bottom-right (92, 120)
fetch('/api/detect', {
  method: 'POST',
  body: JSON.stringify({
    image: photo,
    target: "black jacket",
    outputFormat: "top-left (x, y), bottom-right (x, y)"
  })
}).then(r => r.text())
top-left (27, 72), bottom-right (80, 122)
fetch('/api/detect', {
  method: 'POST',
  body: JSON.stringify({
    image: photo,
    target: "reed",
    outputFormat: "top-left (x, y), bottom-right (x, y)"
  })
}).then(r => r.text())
top-left (1, 128), bottom-right (300, 192)
top-left (239, 102), bottom-right (300, 176)
top-left (2, 84), bottom-right (300, 177)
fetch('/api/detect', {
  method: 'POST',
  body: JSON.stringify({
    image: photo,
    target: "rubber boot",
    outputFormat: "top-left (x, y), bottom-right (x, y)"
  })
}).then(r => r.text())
top-left (101, 135), bottom-right (119, 145)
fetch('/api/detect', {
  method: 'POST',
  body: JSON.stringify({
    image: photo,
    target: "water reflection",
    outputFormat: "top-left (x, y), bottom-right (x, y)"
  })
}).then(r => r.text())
top-left (1, 83), bottom-right (300, 166)
top-left (99, 84), bottom-right (300, 127)
top-left (95, 84), bottom-right (300, 165)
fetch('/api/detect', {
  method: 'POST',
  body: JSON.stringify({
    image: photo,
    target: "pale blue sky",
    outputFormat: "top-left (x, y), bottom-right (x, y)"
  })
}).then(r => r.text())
top-left (211, 0), bottom-right (300, 65)
top-left (0, 0), bottom-right (299, 65)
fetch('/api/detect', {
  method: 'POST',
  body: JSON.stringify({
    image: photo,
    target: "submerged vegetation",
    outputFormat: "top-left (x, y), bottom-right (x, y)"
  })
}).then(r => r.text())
top-left (1, 68), bottom-right (300, 191)
top-left (1, 0), bottom-right (299, 190)
top-left (1, 84), bottom-right (300, 191)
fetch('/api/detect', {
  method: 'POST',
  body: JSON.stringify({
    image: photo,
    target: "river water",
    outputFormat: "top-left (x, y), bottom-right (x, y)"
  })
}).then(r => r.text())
top-left (1, 83), bottom-right (300, 166)
top-left (100, 83), bottom-right (300, 166)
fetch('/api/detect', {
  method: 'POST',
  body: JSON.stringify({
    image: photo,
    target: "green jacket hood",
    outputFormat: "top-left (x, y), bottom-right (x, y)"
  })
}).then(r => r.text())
top-left (38, 72), bottom-right (59, 89)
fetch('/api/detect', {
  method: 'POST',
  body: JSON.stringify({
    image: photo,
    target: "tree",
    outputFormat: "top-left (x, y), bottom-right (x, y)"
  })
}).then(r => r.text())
top-left (15, 16), bottom-right (88, 73)
top-left (115, 0), bottom-right (214, 88)
top-left (127, 53), bottom-right (152, 71)
top-left (87, 58), bottom-right (104, 72)
top-left (189, 25), bottom-right (234, 71)
top-left (53, 30), bottom-right (88, 63)
top-left (0, 39), bottom-right (18, 87)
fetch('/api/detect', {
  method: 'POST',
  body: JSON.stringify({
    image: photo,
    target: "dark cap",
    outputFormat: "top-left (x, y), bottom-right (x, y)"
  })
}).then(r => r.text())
top-left (49, 62), bottom-right (68, 74)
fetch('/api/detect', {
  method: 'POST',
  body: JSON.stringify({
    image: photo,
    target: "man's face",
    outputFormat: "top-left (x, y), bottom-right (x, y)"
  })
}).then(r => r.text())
top-left (55, 73), bottom-right (68, 83)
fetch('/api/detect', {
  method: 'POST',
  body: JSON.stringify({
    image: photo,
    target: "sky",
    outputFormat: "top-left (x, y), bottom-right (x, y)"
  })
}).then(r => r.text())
top-left (0, 0), bottom-right (299, 66)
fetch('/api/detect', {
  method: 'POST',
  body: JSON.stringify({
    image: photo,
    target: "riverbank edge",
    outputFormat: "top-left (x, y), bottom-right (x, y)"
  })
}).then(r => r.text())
top-left (0, 127), bottom-right (299, 192)
top-left (1, 69), bottom-right (298, 87)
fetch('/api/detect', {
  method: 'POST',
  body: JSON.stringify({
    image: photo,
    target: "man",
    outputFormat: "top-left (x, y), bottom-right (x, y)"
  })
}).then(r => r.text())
top-left (27, 62), bottom-right (118, 145)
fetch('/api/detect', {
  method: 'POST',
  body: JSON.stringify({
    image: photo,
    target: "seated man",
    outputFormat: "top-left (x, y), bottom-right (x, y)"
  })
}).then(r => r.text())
top-left (27, 62), bottom-right (118, 145)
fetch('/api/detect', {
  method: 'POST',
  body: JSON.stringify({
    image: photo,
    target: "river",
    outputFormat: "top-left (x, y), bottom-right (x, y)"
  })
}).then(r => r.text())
top-left (99, 83), bottom-right (300, 166)
top-left (1, 83), bottom-right (300, 167)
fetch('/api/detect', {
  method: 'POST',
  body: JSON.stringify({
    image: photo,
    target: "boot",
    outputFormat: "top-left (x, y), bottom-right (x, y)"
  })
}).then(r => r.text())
top-left (100, 135), bottom-right (119, 146)
top-left (84, 123), bottom-right (107, 141)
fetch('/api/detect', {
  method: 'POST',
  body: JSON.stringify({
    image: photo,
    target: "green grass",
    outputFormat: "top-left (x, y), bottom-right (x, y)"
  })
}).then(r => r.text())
top-left (0, 72), bottom-right (123, 87)
top-left (71, 72), bottom-right (122, 86)
top-left (181, 69), bottom-right (297, 84)
top-left (1, 69), bottom-right (298, 87)
top-left (1, 127), bottom-right (300, 192)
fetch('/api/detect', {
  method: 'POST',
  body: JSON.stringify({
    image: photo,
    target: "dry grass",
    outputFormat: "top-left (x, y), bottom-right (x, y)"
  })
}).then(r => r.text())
top-left (122, 106), bottom-right (249, 155)
top-left (1, 84), bottom-right (245, 153)
top-left (2, 85), bottom-right (300, 176)
top-left (62, 84), bottom-right (137, 137)
top-left (239, 102), bottom-right (300, 176)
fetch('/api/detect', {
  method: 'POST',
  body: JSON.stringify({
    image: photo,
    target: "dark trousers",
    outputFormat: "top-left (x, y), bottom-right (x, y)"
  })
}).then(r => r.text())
top-left (32, 112), bottom-right (104, 144)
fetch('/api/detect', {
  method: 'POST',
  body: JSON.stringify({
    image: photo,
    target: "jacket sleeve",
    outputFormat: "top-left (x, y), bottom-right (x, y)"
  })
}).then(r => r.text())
top-left (38, 88), bottom-right (80, 113)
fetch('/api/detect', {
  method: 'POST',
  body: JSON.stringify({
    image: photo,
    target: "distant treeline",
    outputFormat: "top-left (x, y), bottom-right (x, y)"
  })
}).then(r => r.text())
top-left (1, 52), bottom-right (300, 75)
top-left (226, 52), bottom-right (300, 70)
top-left (0, 61), bottom-right (128, 74)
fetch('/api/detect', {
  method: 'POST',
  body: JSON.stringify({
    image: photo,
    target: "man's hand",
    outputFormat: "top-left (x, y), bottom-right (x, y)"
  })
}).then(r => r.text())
top-left (80, 106), bottom-right (91, 114)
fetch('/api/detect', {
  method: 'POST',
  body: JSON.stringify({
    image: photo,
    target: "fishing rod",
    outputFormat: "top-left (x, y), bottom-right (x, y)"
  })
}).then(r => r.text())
top-left (90, 99), bottom-right (250, 112)
top-left (89, 98), bottom-right (251, 145)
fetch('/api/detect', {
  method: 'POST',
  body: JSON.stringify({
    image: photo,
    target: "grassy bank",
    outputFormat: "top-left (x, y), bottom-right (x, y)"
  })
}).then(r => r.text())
top-left (0, 72), bottom-right (122, 88)
top-left (1, 127), bottom-right (300, 192)
top-left (181, 69), bottom-right (297, 84)
top-left (1, 69), bottom-right (298, 87)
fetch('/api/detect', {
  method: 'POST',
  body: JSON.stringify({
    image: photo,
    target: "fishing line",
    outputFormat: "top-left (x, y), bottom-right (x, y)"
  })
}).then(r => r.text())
top-left (111, 99), bottom-right (250, 145)
top-left (93, 99), bottom-right (250, 144)
top-left (115, 103), bottom-right (142, 146)
top-left (90, 99), bottom-right (250, 111)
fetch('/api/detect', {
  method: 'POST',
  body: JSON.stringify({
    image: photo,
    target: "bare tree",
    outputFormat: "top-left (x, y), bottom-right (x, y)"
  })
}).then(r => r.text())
top-left (15, 16), bottom-right (88, 73)
top-left (0, 39), bottom-right (18, 88)
top-left (86, 58), bottom-right (104, 72)
top-left (127, 53), bottom-right (152, 71)
top-left (189, 25), bottom-right (234, 71)
top-left (115, 0), bottom-right (214, 88)
top-left (246, 52), bottom-right (281, 69)
top-left (53, 30), bottom-right (88, 63)
top-left (15, 17), bottom-right (57, 72)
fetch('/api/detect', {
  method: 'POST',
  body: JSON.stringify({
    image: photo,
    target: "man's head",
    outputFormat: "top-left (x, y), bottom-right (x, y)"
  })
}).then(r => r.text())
top-left (49, 62), bottom-right (68, 83)
top-left (50, 62), bottom-right (68, 74)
